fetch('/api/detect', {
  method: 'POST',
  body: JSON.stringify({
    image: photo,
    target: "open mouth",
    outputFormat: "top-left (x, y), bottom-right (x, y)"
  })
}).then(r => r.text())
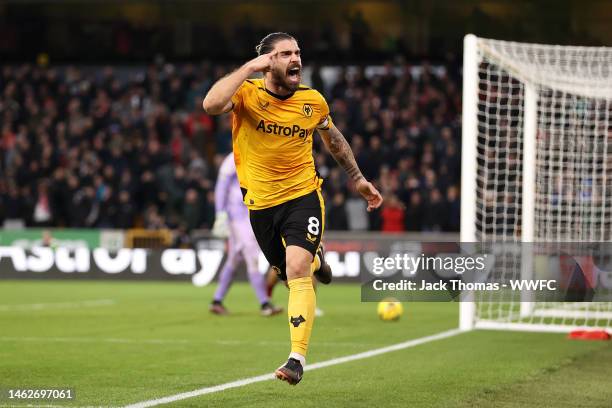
top-left (287, 66), bottom-right (301, 82)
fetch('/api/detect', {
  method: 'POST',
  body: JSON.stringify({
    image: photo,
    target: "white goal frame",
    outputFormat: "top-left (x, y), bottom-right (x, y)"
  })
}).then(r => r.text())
top-left (460, 34), bottom-right (612, 333)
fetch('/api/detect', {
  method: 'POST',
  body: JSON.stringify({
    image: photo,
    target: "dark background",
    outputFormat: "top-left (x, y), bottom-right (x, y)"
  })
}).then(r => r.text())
top-left (1, 0), bottom-right (610, 64)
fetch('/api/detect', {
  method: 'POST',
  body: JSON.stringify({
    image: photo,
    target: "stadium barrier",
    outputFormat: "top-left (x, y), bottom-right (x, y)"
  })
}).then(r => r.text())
top-left (0, 230), bottom-right (459, 284)
top-left (125, 229), bottom-right (173, 249)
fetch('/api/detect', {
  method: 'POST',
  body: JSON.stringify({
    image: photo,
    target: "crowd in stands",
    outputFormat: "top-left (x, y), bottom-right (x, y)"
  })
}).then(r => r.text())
top-left (0, 59), bottom-right (462, 234)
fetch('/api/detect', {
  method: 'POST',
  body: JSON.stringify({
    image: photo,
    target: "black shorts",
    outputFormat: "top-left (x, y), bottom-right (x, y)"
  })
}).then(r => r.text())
top-left (249, 189), bottom-right (325, 280)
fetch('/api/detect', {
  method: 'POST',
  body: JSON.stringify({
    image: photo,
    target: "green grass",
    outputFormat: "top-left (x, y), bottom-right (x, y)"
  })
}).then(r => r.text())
top-left (0, 280), bottom-right (610, 407)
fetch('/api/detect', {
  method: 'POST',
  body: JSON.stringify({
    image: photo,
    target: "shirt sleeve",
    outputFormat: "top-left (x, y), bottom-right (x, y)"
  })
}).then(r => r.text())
top-left (316, 91), bottom-right (332, 130)
top-left (231, 82), bottom-right (247, 113)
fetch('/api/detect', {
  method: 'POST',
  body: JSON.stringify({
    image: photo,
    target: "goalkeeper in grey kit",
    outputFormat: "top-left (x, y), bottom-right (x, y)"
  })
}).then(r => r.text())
top-left (209, 153), bottom-right (283, 317)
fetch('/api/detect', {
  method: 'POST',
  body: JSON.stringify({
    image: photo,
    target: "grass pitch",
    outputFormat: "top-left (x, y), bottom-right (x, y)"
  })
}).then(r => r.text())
top-left (0, 280), bottom-right (611, 407)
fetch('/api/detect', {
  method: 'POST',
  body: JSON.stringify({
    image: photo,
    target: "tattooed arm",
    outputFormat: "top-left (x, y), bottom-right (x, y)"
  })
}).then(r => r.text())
top-left (318, 123), bottom-right (383, 211)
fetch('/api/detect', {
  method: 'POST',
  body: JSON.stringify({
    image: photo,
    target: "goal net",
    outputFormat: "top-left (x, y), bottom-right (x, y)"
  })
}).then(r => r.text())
top-left (460, 34), bottom-right (612, 332)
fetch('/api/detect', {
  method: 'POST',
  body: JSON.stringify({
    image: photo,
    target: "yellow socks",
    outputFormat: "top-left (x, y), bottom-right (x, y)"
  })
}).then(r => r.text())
top-left (309, 253), bottom-right (321, 275)
top-left (287, 276), bottom-right (316, 357)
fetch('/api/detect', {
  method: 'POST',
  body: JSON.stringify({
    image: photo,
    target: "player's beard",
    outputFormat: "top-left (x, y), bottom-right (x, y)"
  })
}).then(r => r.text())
top-left (270, 64), bottom-right (301, 93)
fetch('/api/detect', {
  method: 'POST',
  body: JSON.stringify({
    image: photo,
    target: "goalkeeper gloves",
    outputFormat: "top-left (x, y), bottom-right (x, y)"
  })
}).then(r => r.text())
top-left (211, 211), bottom-right (229, 238)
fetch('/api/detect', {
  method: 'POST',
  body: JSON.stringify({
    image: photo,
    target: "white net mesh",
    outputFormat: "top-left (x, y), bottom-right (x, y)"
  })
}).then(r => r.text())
top-left (478, 39), bottom-right (612, 100)
top-left (475, 52), bottom-right (524, 240)
top-left (469, 37), bottom-right (612, 331)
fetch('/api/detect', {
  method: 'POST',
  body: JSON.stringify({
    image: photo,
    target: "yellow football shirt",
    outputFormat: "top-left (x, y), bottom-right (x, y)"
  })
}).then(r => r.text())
top-left (231, 78), bottom-right (331, 210)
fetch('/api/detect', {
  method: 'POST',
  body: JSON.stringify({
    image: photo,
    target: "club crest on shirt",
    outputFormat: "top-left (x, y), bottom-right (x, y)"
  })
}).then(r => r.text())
top-left (302, 103), bottom-right (313, 117)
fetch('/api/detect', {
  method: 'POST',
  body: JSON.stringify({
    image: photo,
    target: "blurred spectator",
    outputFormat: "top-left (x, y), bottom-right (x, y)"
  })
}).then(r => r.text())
top-left (213, 114), bottom-right (233, 155)
top-left (423, 188), bottom-right (447, 232)
top-left (405, 191), bottom-right (425, 231)
top-left (33, 181), bottom-right (53, 226)
top-left (203, 190), bottom-right (216, 229)
top-left (116, 190), bottom-right (135, 229)
top-left (327, 192), bottom-right (348, 231)
top-left (182, 188), bottom-right (202, 231)
top-left (172, 223), bottom-right (192, 248)
top-left (446, 185), bottom-right (460, 231)
top-left (380, 194), bottom-right (405, 233)
top-left (72, 185), bottom-right (97, 227)
top-left (345, 192), bottom-right (369, 231)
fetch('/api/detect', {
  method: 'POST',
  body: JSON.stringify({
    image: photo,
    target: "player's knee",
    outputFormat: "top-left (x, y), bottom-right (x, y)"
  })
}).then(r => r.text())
top-left (244, 255), bottom-right (259, 275)
top-left (285, 251), bottom-right (312, 280)
top-left (228, 253), bottom-right (244, 269)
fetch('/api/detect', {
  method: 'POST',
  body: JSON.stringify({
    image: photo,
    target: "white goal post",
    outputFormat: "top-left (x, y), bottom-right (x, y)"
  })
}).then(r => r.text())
top-left (460, 34), bottom-right (612, 333)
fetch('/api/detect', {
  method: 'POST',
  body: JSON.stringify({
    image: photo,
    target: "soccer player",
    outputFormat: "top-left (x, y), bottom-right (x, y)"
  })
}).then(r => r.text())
top-left (210, 153), bottom-right (283, 317)
top-left (203, 32), bottom-right (382, 385)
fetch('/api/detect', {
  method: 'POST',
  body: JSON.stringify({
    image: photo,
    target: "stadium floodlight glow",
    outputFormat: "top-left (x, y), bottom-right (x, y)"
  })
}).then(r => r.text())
top-left (460, 34), bottom-right (612, 333)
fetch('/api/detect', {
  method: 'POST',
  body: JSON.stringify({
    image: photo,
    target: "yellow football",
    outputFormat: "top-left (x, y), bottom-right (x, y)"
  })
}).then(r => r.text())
top-left (377, 298), bottom-right (404, 321)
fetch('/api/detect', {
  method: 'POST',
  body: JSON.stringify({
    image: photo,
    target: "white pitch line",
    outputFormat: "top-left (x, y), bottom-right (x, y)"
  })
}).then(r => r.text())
top-left (0, 299), bottom-right (116, 312)
top-left (124, 328), bottom-right (463, 408)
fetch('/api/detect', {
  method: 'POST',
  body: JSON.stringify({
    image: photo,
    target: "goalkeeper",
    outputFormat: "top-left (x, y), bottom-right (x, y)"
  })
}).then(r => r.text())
top-left (210, 153), bottom-right (282, 317)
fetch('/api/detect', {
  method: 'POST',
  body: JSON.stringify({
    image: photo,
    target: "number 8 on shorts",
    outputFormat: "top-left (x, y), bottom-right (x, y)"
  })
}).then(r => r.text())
top-left (307, 216), bottom-right (320, 235)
